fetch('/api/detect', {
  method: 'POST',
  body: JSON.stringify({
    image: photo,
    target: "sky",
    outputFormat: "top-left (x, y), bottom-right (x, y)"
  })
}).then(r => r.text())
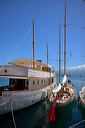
top-left (0, 0), bottom-right (85, 69)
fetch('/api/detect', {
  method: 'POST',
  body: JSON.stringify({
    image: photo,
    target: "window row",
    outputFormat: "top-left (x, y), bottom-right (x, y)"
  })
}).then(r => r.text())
top-left (26, 78), bottom-right (54, 86)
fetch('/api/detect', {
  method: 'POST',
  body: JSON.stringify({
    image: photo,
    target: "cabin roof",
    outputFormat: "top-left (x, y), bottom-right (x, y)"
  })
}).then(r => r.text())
top-left (9, 58), bottom-right (48, 68)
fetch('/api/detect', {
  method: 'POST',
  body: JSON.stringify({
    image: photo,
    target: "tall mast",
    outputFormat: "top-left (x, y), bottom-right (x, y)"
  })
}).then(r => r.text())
top-left (46, 43), bottom-right (48, 65)
top-left (59, 25), bottom-right (61, 83)
top-left (32, 19), bottom-right (34, 61)
top-left (64, 0), bottom-right (66, 75)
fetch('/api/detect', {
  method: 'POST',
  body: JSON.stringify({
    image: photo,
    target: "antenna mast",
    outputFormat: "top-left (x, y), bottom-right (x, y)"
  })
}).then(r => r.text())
top-left (64, 0), bottom-right (66, 75)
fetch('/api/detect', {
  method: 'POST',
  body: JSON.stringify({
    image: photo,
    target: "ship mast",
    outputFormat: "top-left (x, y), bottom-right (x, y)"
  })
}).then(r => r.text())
top-left (59, 25), bottom-right (61, 83)
top-left (46, 43), bottom-right (48, 65)
top-left (64, 0), bottom-right (66, 75)
top-left (32, 19), bottom-right (35, 61)
top-left (32, 19), bottom-right (35, 68)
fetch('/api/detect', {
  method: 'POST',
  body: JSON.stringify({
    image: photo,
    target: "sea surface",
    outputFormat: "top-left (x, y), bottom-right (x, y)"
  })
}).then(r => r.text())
top-left (0, 75), bottom-right (85, 128)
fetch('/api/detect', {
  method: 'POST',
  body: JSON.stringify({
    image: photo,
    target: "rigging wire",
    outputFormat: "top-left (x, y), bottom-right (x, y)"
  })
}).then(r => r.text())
top-left (11, 100), bottom-right (17, 128)
top-left (7, 25), bottom-right (32, 62)
top-left (34, 40), bottom-right (46, 62)
top-left (69, 119), bottom-right (85, 128)
top-left (0, 25), bottom-right (32, 71)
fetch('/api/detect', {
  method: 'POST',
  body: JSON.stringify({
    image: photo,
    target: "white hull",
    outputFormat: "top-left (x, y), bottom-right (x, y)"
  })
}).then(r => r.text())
top-left (79, 86), bottom-right (85, 108)
top-left (0, 85), bottom-right (54, 115)
top-left (80, 98), bottom-right (85, 108)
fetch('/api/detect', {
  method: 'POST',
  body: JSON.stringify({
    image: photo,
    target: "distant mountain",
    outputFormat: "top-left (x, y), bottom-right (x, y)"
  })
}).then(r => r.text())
top-left (67, 64), bottom-right (85, 70)
top-left (56, 64), bottom-right (85, 72)
top-left (66, 65), bottom-right (85, 76)
top-left (56, 64), bottom-right (85, 76)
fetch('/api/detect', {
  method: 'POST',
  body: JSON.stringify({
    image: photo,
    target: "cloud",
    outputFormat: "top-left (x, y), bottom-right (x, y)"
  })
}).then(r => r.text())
top-left (67, 64), bottom-right (85, 70)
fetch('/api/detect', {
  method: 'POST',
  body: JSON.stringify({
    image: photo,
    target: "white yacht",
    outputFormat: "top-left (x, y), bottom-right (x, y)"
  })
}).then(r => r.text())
top-left (0, 20), bottom-right (55, 115)
top-left (0, 58), bottom-right (55, 115)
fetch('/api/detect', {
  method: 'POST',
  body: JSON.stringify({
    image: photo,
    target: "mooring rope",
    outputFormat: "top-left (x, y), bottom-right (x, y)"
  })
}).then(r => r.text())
top-left (69, 120), bottom-right (85, 128)
top-left (11, 100), bottom-right (17, 128)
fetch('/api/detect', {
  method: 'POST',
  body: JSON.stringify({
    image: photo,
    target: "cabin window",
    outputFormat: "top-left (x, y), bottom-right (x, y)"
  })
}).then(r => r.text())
top-left (33, 80), bottom-right (35, 85)
top-left (52, 78), bottom-right (54, 83)
top-left (41, 80), bottom-right (43, 84)
top-left (10, 79), bottom-right (16, 85)
top-left (27, 80), bottom-right (29, 85)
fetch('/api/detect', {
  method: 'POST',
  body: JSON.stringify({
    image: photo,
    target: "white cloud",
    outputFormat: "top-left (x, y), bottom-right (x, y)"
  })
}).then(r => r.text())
top-left (67, 64), bottom-right (85, 70)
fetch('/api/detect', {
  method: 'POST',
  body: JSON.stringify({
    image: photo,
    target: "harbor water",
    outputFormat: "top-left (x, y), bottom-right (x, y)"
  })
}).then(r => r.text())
top-left (0, 75), bottom-right (85, 128)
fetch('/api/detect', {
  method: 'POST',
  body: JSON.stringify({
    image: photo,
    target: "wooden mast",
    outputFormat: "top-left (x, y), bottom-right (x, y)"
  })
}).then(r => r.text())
top-left (59, 25), bottom-right (61, 83)
top-left (46, 43), bottom-right (48, 65)
top-left (32, 19), bottom-right (35, 67)
top-left (64, 0), bottom-right (66, 75)
top-left (32, 19), bottom-right (34, 61)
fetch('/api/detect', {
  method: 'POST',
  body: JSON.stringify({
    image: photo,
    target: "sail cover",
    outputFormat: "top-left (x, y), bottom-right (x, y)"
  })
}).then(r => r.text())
top-left (62, 75), bottom-right (67, 85)
top-left (52, 83), bottom-right (61, 93)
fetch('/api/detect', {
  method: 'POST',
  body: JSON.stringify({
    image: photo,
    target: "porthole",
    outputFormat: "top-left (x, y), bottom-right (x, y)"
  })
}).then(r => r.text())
top-left (4, 69), bottom-right (7, 73)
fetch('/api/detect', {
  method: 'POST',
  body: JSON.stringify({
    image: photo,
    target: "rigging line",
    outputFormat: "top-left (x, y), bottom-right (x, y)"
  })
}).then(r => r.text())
top-left (34, 40), bottom-right (44, 60)
top-left (0, 25), bottom-right (32, 71)
top-left (6, 25), bottom-right (32, 63)
top-left (0, 25), bottom-right (32, 72)
top-left (32, 39), bottom-right (41, 59)
top-left (34, 40), bottom-right (43, 61)
top-left (11, 100), bottom-right (17, 128)
top-left (69, 120), bottom-right (85, 128)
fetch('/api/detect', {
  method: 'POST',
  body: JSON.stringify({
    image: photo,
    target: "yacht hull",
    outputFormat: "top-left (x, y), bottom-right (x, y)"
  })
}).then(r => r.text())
top-left (0, 85), bottom-right (53, 115)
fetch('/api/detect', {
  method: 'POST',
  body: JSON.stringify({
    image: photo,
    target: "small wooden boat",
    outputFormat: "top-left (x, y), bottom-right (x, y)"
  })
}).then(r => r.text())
top-left (49, 75), bottom-right (75, 106)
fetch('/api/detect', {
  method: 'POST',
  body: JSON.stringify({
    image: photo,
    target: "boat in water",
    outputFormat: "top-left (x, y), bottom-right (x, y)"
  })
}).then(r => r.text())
top-left (49, 76), bottom-right (75, 106)
top-left (0, 20), bottom-right (55, 115)
top-left (79, 86), bottom-right (85, 108)
top-left (48, 0), bottom-right (75, 106)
